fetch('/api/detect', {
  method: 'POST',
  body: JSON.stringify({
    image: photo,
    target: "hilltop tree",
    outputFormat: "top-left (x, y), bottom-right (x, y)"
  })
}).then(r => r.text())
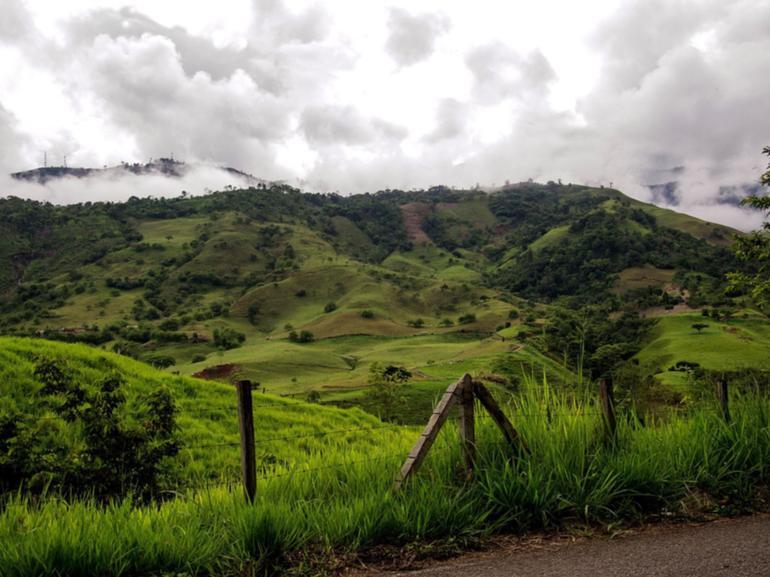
top-left (729, 146), bottom-right (770, 312)
top-left (691, 323), bottom-right (709, 334)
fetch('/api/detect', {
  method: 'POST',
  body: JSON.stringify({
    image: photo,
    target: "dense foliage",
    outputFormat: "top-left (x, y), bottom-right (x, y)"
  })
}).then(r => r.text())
top-left (497, 204), bottom-right (736, 303)
top-left (542, 306), bottom-right (656, 380)
top-left (0, 178), bottom-right (748, 380)
top-left (729, 146), bottom-right (770, 311)
top-left (0, 357), bottom-right (180, 500)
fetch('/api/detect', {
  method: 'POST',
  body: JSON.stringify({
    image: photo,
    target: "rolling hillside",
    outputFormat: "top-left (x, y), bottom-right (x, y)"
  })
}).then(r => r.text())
top-left (0, 337), bottom-right (409, 483)
top-left (0, 179), bottom-right (759, 420)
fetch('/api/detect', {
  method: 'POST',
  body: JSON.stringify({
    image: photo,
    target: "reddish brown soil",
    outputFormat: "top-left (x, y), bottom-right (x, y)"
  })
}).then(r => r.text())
top-left (192, 363), bottom-right (240, 382)
top-left (400, 203), bottom-right (433, 245)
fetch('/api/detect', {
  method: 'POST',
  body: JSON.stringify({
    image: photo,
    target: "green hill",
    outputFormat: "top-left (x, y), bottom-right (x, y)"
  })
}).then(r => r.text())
top-left (0, 180), bottom-right (758, 419)
top-left (0, 337), bottom-right (407, 483)
top-left (634, 310), bottom-right (770, 388)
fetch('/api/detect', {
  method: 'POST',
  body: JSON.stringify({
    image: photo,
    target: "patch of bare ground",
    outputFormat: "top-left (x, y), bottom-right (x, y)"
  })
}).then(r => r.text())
top-left (400, 203), bottom-right (433, 245)
top-left (338, 514), bottom-right (770, 577)
top-left (639, 303), bottom-right (694, 317)
top-left (191, 363), bottom-right (241, 382)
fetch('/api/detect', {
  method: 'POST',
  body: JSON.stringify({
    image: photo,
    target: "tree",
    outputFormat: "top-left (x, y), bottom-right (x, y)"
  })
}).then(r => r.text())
top-left (247, 302), bottom-right (260, 325)
top-left (691, 323), bottom-right (709, 334)
top-left (288, 330), bottom-right (314, 343)
top-left (458, 313), bottom-right (476, 324)
top-left (1, 359), bottom-right (180, 500)
top-left (212, 327), bottom-right (245, 350)
top-left (365, 362), bottom-right (411, 421)
top-left (729, 146), bottom-right (770, 312)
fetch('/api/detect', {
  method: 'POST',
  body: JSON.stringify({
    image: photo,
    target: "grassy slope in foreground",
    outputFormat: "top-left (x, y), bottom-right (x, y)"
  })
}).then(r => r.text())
top-left (3, 381), bottom-right (770, 577)
top-left (0, 337), bottom-right (411, 482)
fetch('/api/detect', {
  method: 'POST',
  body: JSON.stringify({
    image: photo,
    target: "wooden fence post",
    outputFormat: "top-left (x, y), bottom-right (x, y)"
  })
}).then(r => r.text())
top-left (717, 377), bottom-right (730, 423)
top-left (236, 380), bottom-right (257, 503)
top-left (458, 377), bottom-right (475, 479)
top-left (599, 378), bottom-right (617, 443)
top-left (394, 373), bottom-right (470, 490)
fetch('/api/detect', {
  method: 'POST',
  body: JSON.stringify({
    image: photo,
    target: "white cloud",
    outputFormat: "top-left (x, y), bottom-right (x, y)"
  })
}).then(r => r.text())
top-left (0, 0), bottom-right (768, 231)
top-left (384, 7), bottom-right (450, 66)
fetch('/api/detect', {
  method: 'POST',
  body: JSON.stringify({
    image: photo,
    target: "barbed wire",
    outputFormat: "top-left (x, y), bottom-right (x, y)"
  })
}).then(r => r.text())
top-left (185, 423), bottom-right (404, 449)
top-left (259, 453), bottom-right (404, 481)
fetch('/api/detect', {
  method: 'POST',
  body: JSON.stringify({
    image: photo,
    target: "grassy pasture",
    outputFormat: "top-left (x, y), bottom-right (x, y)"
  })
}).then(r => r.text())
top-left (3, 363), bottom-right (769, 577)
top-left (0, 337), bottom-right (407, 483)
top-left (614, 265), bottom-right (677, 293)
top-left (635, 311), bottom-right (770, 386)
top-left (435, 198), bottom-right (498, 227)
top-left (529, 224), bottom-right (570, 252)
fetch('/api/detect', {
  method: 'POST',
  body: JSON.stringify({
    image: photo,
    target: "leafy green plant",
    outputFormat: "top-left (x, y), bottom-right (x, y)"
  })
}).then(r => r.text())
top-left (1, 357), bottom-right (180, 501)
top-left (364, 362), bottom-right (411, 421)
top-left (212, 328), bottom-right (246, 350)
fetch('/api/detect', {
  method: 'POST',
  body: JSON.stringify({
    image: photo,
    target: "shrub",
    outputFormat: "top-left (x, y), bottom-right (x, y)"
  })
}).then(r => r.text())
top-left (212, 328), bottom-right (246, 350)
top-left (247, 303), bottom-right (260, 325)
top-left (458, 313), bottom-right (476, 325)
top-left (361, 310), bottom-right (374, 319)
top-left (298, 330), bottom-right (314, 343)
top-left (365, 362), bottom-right (411, 421)
top-left (159, 319), bottom-right (179, 331)
top-left (191, 354), bottom-right (207, 363)
top-left (145, 355), bottom-right (176, 369)
top-left (288, 330), bottom-right (314, 343)
top-left (0, 359), bottom-right (180, 500)
top-left (407, 318), bottom-right (425, 328)
top-left (324, 302), bottom-right (338, 313)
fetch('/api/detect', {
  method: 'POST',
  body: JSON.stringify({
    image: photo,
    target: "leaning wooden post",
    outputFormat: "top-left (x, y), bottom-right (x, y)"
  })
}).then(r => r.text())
top-left (236, 379), bottom-right (257, 503)
top-left (599, 378), bottom-right (617, 443)
top-left (473, 380), bottom-right (528, 455)
top-left (394, 373), bottom-right (470, 490)
top-left (717, 377), bottom-right (730, 423)
top-left (458, 376), bottom-right (476, 480)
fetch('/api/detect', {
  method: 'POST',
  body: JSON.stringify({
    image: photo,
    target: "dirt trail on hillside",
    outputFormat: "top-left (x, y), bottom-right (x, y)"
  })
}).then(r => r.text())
top-left (400, 203), bottom-right (433, 245)
top-left (359, 514), bottom-right (770, 577)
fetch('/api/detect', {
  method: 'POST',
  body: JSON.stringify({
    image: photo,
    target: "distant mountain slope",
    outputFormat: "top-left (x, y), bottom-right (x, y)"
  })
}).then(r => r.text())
top-left (10, 158), bottom-right (267, 186)
top-left (0, 179), bottom-right (749, 390)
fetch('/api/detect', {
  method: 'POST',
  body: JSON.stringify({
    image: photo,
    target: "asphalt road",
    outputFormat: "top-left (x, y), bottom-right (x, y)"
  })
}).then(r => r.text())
top-left (374, 515), bottom-right (770, 577)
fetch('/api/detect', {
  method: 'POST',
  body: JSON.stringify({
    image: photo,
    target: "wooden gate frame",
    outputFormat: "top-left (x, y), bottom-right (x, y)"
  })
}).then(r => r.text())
top-left (394, 373), bottom-right (527, 490)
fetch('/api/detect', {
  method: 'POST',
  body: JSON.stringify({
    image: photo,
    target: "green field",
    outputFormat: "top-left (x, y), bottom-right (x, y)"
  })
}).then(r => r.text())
top-left (635, 310), bottom-right (770, 386)
top-left (3, 338), bottom-right (770, 576)
top-left (0, 337), bottom-right (413, 483)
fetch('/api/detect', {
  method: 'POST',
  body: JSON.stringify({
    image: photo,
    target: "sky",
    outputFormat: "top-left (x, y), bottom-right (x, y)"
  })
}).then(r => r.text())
top-left (0, 0), bottom-right (769, 229)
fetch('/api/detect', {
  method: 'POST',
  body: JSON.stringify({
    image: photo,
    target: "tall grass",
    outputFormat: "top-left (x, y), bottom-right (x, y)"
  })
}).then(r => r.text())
top-left (2, 379), bottom-right (769, 577)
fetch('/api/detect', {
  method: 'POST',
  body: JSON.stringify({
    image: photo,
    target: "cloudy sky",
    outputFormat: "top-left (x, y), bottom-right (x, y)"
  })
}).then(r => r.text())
top-left (1, 0), bottom-right (769, 228)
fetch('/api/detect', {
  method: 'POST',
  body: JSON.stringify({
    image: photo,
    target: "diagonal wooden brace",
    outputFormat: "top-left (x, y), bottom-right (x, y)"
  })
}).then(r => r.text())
top-left (472, 380), bottom-right (529, 456)
top-left (394, 373), bottom-right (472, 490)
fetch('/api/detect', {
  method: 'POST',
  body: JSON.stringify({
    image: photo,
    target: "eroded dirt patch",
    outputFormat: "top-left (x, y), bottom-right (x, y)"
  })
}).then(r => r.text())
top-left (400, 203), bottom-right (433, 245)
top-left (192, 363), bottom-right (241, 382)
